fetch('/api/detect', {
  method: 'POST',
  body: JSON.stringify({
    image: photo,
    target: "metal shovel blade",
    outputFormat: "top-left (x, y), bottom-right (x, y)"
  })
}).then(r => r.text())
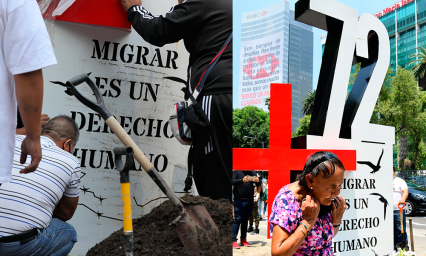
top-left (173, 202), bottom-right (219, 255)
top-left (396, 241), bottom-right (409, 251)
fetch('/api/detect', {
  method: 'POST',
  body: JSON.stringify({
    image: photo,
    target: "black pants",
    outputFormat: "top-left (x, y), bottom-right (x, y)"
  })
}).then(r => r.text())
top-left (191, 93), bottom-right (232, 201)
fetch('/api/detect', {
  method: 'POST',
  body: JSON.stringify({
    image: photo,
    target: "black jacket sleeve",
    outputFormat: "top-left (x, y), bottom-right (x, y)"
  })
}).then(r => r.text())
top-left (233, 171), bottom-right (244, 185)
top-left (127, 0), bottom-right (204, 47)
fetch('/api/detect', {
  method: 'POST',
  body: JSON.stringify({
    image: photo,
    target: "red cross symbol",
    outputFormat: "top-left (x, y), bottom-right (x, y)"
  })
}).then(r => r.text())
top-left (243, 54), bottom-right (279, 79)
top-left (233, 83), bottom-right (357, 238)
top-left (37, 0), bottom-right (131, 29)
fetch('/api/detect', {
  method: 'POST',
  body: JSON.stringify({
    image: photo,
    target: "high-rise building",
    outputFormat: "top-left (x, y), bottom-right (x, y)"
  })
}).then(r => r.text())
top-left (237, 1), bottom-right (314, 132)
top-left (375, 0), bottom-right (426, 71)
top-left (288, 10), bottom-right (313, 131)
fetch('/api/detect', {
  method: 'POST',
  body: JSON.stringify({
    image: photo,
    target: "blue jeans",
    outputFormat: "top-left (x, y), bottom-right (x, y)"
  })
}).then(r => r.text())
top-left (263, 202), bottom-right (268, 216)
top-left (233, 200), bottom-right (254, 242)
top-left (394, 210), bottom-right (408, 250)
top-left (258, 197), bottom-right (263, 217)
top-left (0, 218), bottom-right (77, 256)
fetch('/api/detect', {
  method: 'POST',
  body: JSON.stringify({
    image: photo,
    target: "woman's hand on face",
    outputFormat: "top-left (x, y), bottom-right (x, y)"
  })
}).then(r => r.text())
top-left (301, 195), bottom-right (320, 226)
top-left (331, 195), bottom-right (346, 225)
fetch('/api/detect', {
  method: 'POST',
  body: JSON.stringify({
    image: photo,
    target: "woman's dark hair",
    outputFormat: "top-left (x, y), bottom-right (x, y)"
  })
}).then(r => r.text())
top-left (298, 151), bottom-right (345, 190)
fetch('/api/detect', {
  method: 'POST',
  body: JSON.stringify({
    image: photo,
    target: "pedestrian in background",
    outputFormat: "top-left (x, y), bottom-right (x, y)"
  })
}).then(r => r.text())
top-left (393, 167), bottom-right (409, 251)
top-left (262, 179), bottom-right (269, 219)
top-left (248, 174), bottom-right (261, 234)
top-left (233, 171), bottom-right (262, 249)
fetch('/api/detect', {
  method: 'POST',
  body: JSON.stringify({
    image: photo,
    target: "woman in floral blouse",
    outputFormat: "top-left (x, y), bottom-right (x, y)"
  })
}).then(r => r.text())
top-left (269, 151), bottom-right (347, 256)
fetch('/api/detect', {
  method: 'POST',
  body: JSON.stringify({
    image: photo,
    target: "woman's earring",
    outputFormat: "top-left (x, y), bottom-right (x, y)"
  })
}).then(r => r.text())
top-left (311, 187), bottom-right (313, 189)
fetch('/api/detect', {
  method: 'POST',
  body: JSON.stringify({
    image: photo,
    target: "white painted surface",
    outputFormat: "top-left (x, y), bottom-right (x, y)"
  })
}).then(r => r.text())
top-left (41, 1), bottom-right (192, 254)
top-left (305, 1), bottom-right (395, 255)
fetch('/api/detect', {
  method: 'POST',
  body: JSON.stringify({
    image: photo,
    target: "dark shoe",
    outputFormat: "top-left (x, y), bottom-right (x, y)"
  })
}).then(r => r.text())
top-left (254, 228), bottom-right (259, 234)
top-left (247, 226), bottom-right (253, 233)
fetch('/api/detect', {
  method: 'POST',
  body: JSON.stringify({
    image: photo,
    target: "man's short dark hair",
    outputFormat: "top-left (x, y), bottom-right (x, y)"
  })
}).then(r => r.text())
top-left (41, 115), bottom-right (80, 147)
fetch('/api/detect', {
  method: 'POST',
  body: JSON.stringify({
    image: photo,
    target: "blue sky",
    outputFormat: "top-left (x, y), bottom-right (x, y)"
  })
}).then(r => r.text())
top-left (233, 0), bottom-right (399, 109)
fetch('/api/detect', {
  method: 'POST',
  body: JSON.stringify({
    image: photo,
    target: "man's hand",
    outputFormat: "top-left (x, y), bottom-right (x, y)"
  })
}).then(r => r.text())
top-left (253, 176), bottom-right (259, 183)
top-left (121, 0), bottom-right (141, 12)
top-left (20, 136), bottom-right (41, 174)
top-left (15, 70), bottom-right (43, 174)
top-left (16, 114), bottom-right (50, 135)
top-left (243, 175), bottom-right (250, 183)
top-left (398, 199), bottom-right (406, 207)
top-left (41, 114), bottom-right (50, 127)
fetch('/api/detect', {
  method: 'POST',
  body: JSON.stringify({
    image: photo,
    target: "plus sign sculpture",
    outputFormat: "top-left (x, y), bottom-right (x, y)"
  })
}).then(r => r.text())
top-left (233, 83), bottom-right (357, 238)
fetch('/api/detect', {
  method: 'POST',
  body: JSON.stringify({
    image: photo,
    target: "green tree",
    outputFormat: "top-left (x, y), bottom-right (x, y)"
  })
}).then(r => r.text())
top-left (348, 63), bottom-right (361, 91)
top-left (370, 67), bottom-right (393, 124)
top-left (233, 106), bottom-right (269, 148)
top-left (265, 97), bottom-right (270, 111)
top-left (374, 67), bottom-right (426, 170)
top-left (409, 45), bottom-right (426, 90)
top-left (301, 90), bottom-right (316, 115)
top-left (291, 115), bottom-right (311, 138)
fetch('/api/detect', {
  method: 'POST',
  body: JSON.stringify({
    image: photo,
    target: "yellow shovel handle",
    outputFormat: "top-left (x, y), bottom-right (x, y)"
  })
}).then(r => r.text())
top-left (121, 182), bottom-right (133, 232)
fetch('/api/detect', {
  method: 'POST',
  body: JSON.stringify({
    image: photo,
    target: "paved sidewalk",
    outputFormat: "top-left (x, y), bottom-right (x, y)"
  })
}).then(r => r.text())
top-left (233, 233), bottom-right (271, 256)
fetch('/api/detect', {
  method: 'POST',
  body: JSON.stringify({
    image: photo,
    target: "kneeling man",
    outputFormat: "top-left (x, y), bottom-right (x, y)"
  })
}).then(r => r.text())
top-left (0, 115), bottom-right (81, 256)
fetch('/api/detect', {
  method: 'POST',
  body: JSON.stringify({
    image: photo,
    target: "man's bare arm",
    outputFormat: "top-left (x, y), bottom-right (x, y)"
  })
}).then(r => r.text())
top-left (402, 188), bottom-right (409, 202)
top-left (16, 114), bottom-right (50, 135)
top-left (53, 196), bottom-right (79, 221)
top-left (15, 70), bottom-right (43, 173)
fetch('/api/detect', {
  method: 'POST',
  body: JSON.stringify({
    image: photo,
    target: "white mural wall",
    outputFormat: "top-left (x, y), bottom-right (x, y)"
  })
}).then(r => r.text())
top-left (41, 1), bottom-right (192, 254)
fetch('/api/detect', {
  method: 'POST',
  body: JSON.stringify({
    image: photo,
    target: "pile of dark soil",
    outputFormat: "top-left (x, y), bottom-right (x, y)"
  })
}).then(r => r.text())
top-left (86, 195), bottom-right (232, 256)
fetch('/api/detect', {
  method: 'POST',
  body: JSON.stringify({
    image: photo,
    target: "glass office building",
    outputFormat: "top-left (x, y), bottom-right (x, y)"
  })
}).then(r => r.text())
top-left (238, 1), bottom-right (314, 132)
top-left (288, 10), bottom-right (314, 131)
top-left (376, 0), bottom-right (426, 70)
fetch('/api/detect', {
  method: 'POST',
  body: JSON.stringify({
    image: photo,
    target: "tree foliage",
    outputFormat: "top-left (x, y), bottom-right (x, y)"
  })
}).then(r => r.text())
top-left (301, 90), bottom-right (316, 115)
top-left (265, 97), bottom-right (270, 111)
top-left (291, 115), bottom-right (311, 138)
top-left (409, 45), bottom-right (426, 89)
top-left (233, 106), bottom-right (269, 148)
top-left (348, 63), bottom-right (361, 90)
top-left (373, 67), bottom-right (426, 170)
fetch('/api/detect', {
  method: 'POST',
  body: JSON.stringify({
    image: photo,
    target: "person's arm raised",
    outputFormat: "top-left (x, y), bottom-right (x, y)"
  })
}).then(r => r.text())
top-left (271, 195), bottom-right (320, 256)
top-left (331, 195), bottom-right (347, 237)
top-left (15, 70), bottom-right (43, 174)
top-left (53, 196), bottom-right (79, 221)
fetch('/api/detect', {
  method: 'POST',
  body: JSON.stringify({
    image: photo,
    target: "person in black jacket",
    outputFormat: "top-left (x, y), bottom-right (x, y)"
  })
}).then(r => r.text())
top-left (233, 171), bottom-right (262, 249)
top-left (121, 0), bottom-right (232, 201)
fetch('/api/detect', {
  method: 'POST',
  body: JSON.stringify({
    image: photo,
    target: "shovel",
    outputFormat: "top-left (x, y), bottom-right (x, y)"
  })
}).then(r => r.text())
top-left (52, 73), bottom-right (219, 255)
top-left (396, 203), bottom-right (409, 251)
